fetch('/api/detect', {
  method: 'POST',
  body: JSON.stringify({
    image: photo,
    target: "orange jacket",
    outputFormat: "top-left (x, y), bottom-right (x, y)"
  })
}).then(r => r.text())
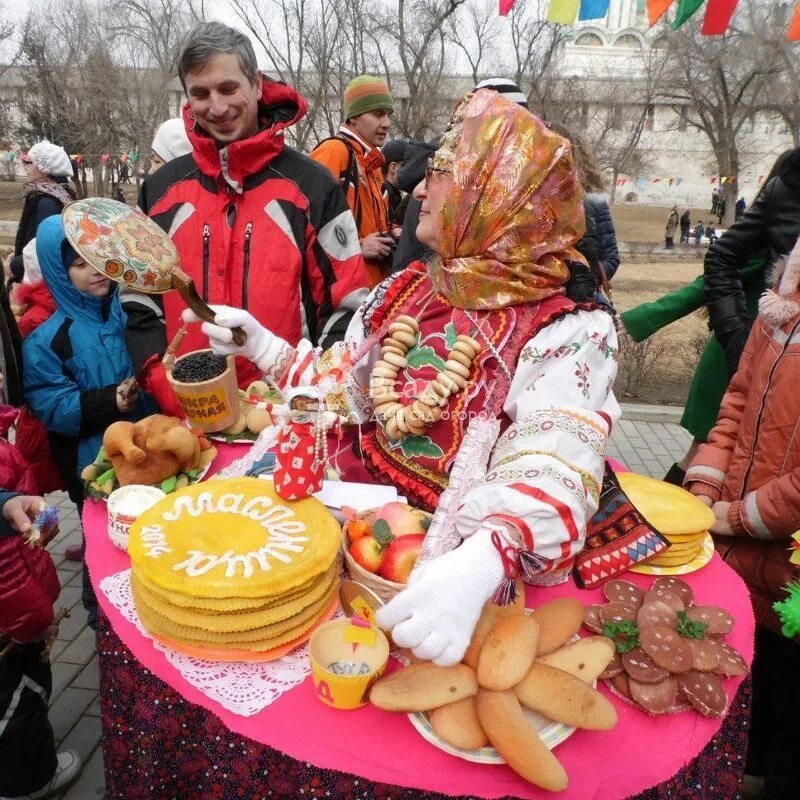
top-left (686, 249), bottom-right (800, 631)
top-left (311, 127), bottom-right (390, 287)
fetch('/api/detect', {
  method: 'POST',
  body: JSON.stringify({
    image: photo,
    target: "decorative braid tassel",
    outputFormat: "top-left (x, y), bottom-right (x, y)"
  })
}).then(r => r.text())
top-left (519, 549), bottom-right (552, 580)
top-left (489, 530), bottom-right (521, 606)
top-left (491, 576), bottom-right (519, 607)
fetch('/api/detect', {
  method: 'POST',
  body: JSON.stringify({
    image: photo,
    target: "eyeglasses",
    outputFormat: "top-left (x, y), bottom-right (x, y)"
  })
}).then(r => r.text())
top-left (425, 158), bottom-right (451, 188)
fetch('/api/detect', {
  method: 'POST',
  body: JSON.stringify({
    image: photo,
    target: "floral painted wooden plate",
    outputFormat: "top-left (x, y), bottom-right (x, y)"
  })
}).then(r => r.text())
top-left (62, 197), bottom-right (178, 293)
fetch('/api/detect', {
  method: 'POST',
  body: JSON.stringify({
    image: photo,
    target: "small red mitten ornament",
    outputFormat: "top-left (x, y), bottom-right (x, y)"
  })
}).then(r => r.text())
top-left (274, 421), bottom-right (324, 500)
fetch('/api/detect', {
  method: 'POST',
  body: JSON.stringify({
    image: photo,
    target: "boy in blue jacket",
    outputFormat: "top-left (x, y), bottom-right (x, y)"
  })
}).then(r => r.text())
top-left (22, 214), bottom-right (153, 627)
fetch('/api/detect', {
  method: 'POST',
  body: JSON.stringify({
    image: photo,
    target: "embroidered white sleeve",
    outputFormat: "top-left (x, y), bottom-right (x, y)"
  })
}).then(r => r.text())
top-left (455, 310), bottom-right (620, 582)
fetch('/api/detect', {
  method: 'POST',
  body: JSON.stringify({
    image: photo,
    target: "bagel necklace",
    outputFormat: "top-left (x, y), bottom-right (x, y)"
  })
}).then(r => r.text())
top-left (369, 314), bottom-right (482, 440)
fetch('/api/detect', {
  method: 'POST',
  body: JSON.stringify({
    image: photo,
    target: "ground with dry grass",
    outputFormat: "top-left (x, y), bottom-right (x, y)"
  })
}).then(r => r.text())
top-left (0, 182), bottom-right (707, 405)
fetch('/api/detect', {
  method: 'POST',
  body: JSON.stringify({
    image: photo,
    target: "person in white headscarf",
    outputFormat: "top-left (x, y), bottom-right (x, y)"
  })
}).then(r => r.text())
top-left (148, 118), bottom-right (193, 175)
top-left (6, 141), bottom-right (77, 284)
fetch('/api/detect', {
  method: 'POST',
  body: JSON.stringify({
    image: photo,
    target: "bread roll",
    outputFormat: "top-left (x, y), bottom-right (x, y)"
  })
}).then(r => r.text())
top-left (536, 636), bottom-right (616, 683)
top-left (514, 662), bottom-right (618, 730)
top-left (369, 663), bottom-right (477, 712)
top-left (429, 697), bottom-right (488, 750)
top-left (463, 584), bottom-right (525, 669)
top-left (475, 689), bottom-right (568, 792)
top-left (530, 597), bottom-right (584, 655)
top-left (477, 615), bottom-right (539, 691)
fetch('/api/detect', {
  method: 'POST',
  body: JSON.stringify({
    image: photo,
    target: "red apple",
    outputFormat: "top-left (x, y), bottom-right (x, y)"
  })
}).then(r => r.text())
top-left (349, 536), bottom-right (385, 574)
top-left (379, 534), bottom-right (425, 584)
top-left (374, 502), bottom-right (428, 537)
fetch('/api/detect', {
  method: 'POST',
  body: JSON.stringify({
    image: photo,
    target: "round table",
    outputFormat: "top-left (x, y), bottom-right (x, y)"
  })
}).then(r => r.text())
top-left (86, 445), bottom-right (755, 800)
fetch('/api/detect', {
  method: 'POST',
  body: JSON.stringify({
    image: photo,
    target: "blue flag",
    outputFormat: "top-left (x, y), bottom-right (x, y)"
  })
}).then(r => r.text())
top-left (579, 0), bottom-right (611, 19)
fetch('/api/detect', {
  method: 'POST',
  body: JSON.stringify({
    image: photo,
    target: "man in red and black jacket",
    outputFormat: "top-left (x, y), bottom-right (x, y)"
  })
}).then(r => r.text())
top-left (129, 22), bottom-right (369, 389)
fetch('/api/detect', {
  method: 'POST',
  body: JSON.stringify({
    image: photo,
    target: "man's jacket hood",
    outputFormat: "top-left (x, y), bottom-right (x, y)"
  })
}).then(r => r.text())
top-left (183, 76), bottom-right (308, 190)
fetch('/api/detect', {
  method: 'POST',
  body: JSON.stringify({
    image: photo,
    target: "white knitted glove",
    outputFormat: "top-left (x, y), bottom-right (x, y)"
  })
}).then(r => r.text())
top-left (375, 528), bottom-right (505, 666)
top-left (182, 306), bottom-right (292, 376)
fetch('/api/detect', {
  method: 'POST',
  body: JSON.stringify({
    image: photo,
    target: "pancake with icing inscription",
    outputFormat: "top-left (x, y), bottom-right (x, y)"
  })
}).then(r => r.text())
top-left (128, 478), bottom-right (340, 598)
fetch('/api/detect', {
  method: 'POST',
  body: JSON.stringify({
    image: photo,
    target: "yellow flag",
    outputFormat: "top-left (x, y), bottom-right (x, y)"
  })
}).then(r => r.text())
top-left (547, 0), bottom-right (580, 24)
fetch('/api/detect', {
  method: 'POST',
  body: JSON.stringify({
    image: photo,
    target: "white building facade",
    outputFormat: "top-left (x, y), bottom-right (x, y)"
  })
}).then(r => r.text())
top-left (558, 0), bottom-right (794, 207)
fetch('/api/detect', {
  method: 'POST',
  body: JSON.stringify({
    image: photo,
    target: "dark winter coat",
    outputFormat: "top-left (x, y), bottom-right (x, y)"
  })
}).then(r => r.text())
top-left (9, 178), bottom-right (76, 283)
top-left (584, 194), bottom-right (620, 279)
top-left (392, 138), bottom-right (438, 272)
top-left (705, 147), bottom-right (800, 357)
top-left (0, 281), bottom-right (23, 406)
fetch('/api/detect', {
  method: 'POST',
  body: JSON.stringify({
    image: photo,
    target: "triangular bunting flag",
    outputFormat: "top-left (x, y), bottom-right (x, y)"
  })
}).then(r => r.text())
top-left (579, 0), bottom-right (610, 20)
top-left (711, 176), bottom-right (717, 184)
top-left (721, 176), bottom-right (728, 184)
top-left (547, 0), bottom-right (580, 24)
top-left (499, 0), bottom-right (518, 15)
top-left (789, 1), bottom-right (800, 41)
top-left (672, 0), bottom-right (704, 30)
top-left (701, 0), bottom-right (738, 35)
top-left (647, 0), bottom-right (674, 26)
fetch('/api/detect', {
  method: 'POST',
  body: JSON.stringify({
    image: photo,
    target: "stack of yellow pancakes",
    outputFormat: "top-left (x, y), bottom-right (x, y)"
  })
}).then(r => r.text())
top-left (127, 477), bottom-right (341, 652)
top-left (617, 472), bottom-right (715, 569)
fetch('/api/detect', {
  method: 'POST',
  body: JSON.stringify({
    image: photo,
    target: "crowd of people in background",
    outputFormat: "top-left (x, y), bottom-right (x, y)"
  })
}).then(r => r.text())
top-left (0, 17), bottom-right (797, 800)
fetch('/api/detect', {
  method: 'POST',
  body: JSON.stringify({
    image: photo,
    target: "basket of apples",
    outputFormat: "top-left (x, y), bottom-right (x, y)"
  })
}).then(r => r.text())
top-left (342, 502), bottom-right (432, 601)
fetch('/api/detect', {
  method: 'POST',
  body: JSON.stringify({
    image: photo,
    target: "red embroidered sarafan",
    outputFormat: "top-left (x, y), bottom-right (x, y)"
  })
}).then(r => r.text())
top-left (356, 262), bottom-right (578, 512)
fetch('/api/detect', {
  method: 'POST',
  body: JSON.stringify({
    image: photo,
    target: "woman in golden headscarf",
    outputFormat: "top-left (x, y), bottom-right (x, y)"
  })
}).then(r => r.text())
top-left (184, 90), bottom-right (620, 666)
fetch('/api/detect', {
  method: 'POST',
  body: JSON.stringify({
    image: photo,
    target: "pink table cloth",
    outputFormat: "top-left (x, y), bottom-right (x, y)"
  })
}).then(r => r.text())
top-left (85, 445), bottom-right (755, 800)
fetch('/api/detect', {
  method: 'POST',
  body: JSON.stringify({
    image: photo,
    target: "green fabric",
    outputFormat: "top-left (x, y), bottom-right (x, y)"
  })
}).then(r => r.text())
top-left (621, 276), bottom-right (705, 342)
top-left (619, 254), bottom-right (767, 441)
top-left (680, 256), bottom-right (767, 441)
top-left (672, 0), bottom-right (704, 29)
top-left (620, 255), bottom-right (767, 343)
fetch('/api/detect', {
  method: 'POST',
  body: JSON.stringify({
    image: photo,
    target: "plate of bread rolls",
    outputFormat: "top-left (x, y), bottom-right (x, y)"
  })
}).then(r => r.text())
top-left (370, 592), bottom-right (618, 792)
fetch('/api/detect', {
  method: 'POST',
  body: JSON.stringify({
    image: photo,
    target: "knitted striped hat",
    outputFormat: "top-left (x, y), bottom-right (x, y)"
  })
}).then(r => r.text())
top-left (473, 77), bottom-right (528, 108)
top-left (343, 75), bottom-right (394, 120)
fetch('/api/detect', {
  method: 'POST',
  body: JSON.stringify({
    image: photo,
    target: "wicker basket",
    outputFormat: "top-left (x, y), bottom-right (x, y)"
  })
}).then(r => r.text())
top-left (342, 542), bottom-right (406, 602)
top-left (340, 507), bottom-right (433, 602)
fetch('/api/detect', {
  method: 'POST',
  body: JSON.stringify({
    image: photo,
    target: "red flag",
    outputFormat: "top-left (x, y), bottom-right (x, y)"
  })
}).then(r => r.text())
top-left (499, 0), bottom-right (518, 15)
top-left (710, 176), bottom-right (717, 184)
top-left (789, 1), bottom-right (800, 41)
top-left (647, 0), bottom-right (674, 26)
top-left (701, 0), bottom-right (738, 34)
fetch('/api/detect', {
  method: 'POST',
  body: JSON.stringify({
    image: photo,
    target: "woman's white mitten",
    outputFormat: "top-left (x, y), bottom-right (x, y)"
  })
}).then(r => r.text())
top-left (182, 306), bottom-right (291, 374)
top-left (375, 528), bottom-right (505, 666)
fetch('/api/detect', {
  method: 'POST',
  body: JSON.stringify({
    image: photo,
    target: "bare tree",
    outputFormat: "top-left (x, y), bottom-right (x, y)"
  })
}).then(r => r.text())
top-left (230, 0), bottom-right (338, 149)
top-left (755, 1), bottom-right (800, 147)
top-left (587, 46), bottom-right (668, 203)
top-left (0, 2), bottom-right (20, 143)
top-left (385, 0), bottom-right (465, 138)
top-left (17, 0), bottom-right (129, 196)
top-left (504, 0), bottom-right (565, 117)
top-left (657, 0), bottom-right (779, 225)
top-left (446, 0), bottom-right (501, 85)
top-left (106, 0), bottom-right (193, 179)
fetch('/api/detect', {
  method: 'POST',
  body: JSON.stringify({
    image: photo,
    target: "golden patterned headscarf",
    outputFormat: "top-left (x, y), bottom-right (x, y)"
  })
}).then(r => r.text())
top-left (427, 90), bottom-right (586, 310)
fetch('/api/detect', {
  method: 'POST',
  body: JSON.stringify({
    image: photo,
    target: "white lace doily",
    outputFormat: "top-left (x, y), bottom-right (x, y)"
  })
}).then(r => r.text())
top-left (99, 569), bottom-right (313, 717)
